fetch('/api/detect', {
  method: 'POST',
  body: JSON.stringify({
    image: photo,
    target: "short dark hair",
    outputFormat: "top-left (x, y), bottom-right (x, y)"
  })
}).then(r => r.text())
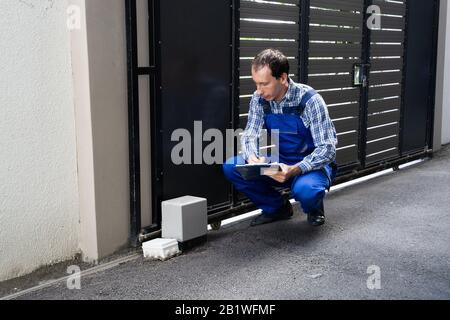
top-left (252, 48), bottom-right (290, 79)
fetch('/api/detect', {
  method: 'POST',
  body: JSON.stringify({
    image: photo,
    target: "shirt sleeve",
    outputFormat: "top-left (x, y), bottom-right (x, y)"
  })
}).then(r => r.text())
top-left (297, 93), bottom-right (338, 174)
top-left (241, 93), bottom-right (264, 161)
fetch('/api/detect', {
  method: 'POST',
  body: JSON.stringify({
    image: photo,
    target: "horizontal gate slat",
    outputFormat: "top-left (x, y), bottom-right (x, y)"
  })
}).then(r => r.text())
top-left (320, 88), bottom-right (360, 104)
top-left (371, 30), bottom-right (404, 43)
top-left (248, 0), bottom-right (299, 4)
top-left (310, 0), bottom-right (364, 12)
top-left (369, 71), bottom-right (402, 86)
top-left (240, 59), bottom-right (299, 77)
top-left (367, 123), bottom-right (399, 141)
top-left (372, 0), bottom-right (406, 16)
top-left (239, 103), bottom-right (251, 115)
top-left (366, 148), bottom-right (399, 164)
top-left (309, 59), bottom-right (360, 74)
top-left (368, 85), bottom-right (401, 99)
top-left (337, 146), bottom-right (359, 165)
top-left (309, 74), bottom-right (353, 90)
top-left (239, 96), bottom-right (252, 110)
top-left (310, 9), bottom-right (363, 27)
top-left (239, 78), bottom-right (256, 94)
top-left (309, 26), bottom-right (362, 42)
top-left (240, 89), bottom-right (257, 98)
top-left (368, 97), bottom-right (401, 114)
top-left (333, 117), bottom-right (359, 133)
top-left (239, 116), bottom-right (248, 129)
top-left (309, 43), bottom-right (361, 58)
top-left (240, 1), bottom-right (300, 22)
top-left (240, 20), bottom-right (299, 39)
top-left (371, 44), bottom-right (404, 57)
top-left (240, 40), bottom-right (299, 57)
top-left (366, 135), bottom-right (399, 155)
top-left (373, 16), bottom-right (405, 29)
top-left (241, 0), bottom-right (300, 4)
top-left (329, 103), bottom-right (359, 119)
top-left (337, 131), bottom-right (358, 148)
top-left (367, 110), bottom-right (400, 128)
top-left (370, 58), bottom-right (403, 71)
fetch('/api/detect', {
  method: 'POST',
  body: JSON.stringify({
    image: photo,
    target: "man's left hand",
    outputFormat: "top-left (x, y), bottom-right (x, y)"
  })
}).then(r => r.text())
top-left (264, 164), bottom-right (302, 183)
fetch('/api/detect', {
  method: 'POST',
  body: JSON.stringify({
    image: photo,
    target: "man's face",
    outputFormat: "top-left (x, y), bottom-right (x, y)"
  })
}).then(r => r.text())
top-left (251, 65), bottom-right (288, 101)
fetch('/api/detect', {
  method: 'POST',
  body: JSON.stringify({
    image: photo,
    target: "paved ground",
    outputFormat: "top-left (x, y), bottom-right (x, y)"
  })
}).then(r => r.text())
top-left (2, 146), bottom-right (450, 300)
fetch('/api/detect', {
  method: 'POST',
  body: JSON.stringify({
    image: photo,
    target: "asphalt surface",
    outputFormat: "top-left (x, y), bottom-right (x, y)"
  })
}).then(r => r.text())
top-left (2, 146), bottom-right (450, 300)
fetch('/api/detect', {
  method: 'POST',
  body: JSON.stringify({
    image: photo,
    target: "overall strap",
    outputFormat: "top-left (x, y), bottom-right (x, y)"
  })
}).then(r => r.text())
top-left (298, 89), bottom-right (318, 114)
top-left (282, 89), bottom-right (318, 115)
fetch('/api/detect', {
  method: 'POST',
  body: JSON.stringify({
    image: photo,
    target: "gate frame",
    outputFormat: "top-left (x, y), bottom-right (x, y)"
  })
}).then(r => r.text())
top-left (126, 0), bottom-right (439, 245)
top-left (125, 0), bottom-right (162, 246)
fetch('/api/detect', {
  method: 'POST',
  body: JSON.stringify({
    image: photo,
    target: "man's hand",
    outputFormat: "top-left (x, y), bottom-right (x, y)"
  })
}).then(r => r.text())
top-left (264, 164), bottom-right (302, 183)
top-left (248, 154), bottom-right (267, 164)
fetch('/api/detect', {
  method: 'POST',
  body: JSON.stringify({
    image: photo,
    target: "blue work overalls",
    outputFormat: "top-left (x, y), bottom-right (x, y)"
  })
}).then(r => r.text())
top-left (223, 90), bottom-right (337, 216)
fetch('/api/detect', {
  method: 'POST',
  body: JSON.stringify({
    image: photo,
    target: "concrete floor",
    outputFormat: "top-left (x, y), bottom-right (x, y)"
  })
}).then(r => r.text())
top-left (2, 146), bottom-right (450, 300)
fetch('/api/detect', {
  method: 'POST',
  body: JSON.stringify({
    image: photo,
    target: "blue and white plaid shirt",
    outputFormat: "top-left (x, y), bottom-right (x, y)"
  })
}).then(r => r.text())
top-left (241, 78), bottom-right (338, 174)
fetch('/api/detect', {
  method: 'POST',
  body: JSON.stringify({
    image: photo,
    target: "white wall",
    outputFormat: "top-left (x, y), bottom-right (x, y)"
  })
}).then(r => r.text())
top-left (0, 0), bottom-right (80, 281)
top-left (80, 0), bottom-right (130, 260)
top-left (442, 1), bottom-right (450, 145)
top-left (69, 0), bottom-right (131, 262)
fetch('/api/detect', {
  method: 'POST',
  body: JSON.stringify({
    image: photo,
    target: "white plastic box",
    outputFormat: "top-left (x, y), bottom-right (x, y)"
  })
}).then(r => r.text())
top-left (142, 238), bottom-right (180, 261)
top-left (161, 196), bottom-right (208, 243)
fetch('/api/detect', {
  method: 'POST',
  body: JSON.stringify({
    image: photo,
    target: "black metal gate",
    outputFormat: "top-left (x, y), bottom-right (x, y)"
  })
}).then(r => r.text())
top-left (126, 0), bottom-right (439, 245)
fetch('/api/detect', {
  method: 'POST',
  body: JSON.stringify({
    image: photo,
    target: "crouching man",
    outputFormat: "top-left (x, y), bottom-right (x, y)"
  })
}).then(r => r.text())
top-left (223, 48), bottom-right (338, 227)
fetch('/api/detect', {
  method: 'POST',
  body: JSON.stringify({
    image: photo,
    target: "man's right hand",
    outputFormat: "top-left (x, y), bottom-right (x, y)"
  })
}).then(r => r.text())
top-left (248, 154), bottom-right (267, 164)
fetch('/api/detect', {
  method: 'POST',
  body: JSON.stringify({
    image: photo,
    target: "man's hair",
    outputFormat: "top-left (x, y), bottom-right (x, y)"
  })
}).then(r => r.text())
top-left (252, 48), bottom-right (290, 79)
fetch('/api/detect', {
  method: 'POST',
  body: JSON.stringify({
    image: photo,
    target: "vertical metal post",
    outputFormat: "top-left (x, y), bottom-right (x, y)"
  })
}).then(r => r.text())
top-left (231, 0), bottom-right (241, 207)
top-left (300, 0), bottom-right (310, 84)
top-left (398, 0), bottom-right (409, 156)
top-left (149, 0), bottom-right (163, 231)
top-left (125, 0), bottom-right (142, 247)
top-left (358, 0), bottom-right (372, 169)
top-left (425, 0), bottom-right (440, 150)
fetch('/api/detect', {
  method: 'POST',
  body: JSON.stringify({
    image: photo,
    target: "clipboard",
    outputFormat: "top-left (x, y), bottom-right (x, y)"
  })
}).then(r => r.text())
top-left (235, 163), bottom-right (281, 180)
